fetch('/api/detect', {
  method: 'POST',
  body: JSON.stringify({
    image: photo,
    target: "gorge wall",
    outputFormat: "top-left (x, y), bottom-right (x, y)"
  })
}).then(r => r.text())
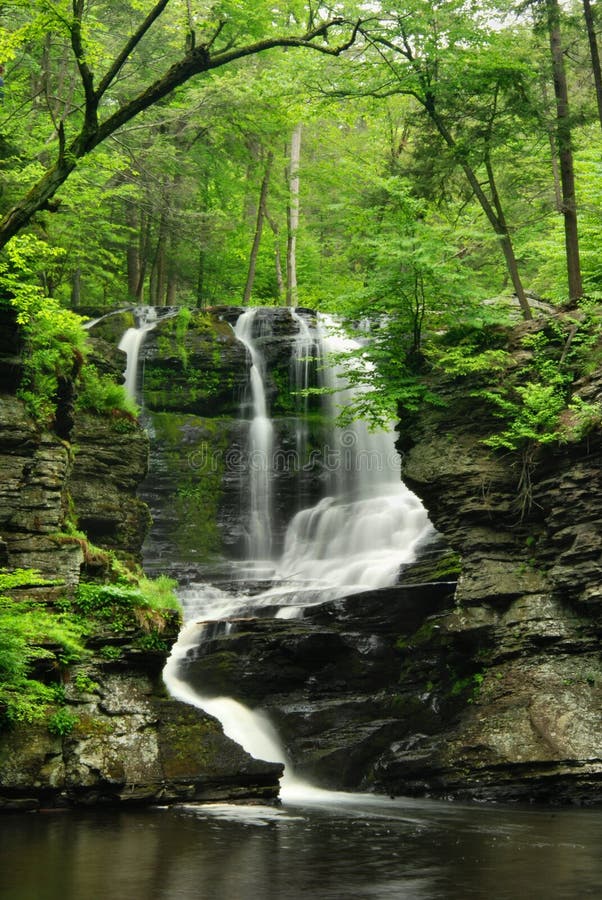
top-left (0, 305), bottom-right (282, 811)
top-left (3, 303), bottom-right (601, 809)
top-left (386, 316), bottom-right (602, 803)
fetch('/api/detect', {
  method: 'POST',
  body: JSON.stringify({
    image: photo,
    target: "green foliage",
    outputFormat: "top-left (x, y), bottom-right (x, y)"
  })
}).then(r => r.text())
top-left (47, 708), bottom-right (78, 737)
top-left (434, 346), bottom-right (511, 378)
top-left (0, 563), bottom-right (178, 729)
top-left (99, 645), bottom-right (123, 661)
top-left (479, 382), bottom-right (566, 450)
top-left (70, 573), bottom-right (180, 633)
top-left (73, 673), bottom-right (100, 694)
top-left (1, 261), bottom-right (137, 426)
top-left (0, 236), bottom-right (66, 318)
top-left (450, 671), bottom-right (485, 703)
top-left (76, 364), bottom-right (138, 419)
top-left (562, 396), bottom-right (602, 440)
top-left (134, 631), bottom-right (169, 652)
top-left (0, 569), bottom-right (87, 728)
top-left (11, 292), bottom-right (88, 423)
top-left (431, 312), bottom-right (602, 452)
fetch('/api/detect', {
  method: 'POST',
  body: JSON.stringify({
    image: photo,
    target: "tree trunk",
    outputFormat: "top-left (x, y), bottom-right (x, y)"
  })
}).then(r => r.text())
top-left (243, 151), bottom-right (274, 305)
top-left (166, 273), bottom-right (177, 305)
top-left (135, 214), bottom-right (152, 303)
top-left (196, 174), bottom-right (210, 307)
top-left (266, 210), bottom-right (285, 301)
top-left (150, 214), bottom-right (167, 306)
top-left (546, 0), bottom-right (583, 301)
top-left (583, 0), bottom-right (602, 131)
top-left (425, 98), bottom-right (532, 319)
top-left (286, 124), bottom-right (302, 307)
top-left (541, 78), bottom-right (563, 211)
top-left (71, 267), bottom-right (81, 307)
top-left (126, 201), bottom-right (141, 299)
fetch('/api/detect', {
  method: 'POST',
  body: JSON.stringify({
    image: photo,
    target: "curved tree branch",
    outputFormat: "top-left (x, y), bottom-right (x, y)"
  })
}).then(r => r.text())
top-left (0, 15), bottom-right (362, 252)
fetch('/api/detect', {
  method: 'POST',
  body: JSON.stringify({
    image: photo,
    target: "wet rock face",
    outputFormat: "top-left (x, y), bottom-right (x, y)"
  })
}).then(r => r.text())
top-left (0, 615), bottom-right (283, 810)
top-left (383, 346), bottom-right (602, 804)
top-left (177, 547), bottom-right (460, 791)
top-left (68, 413), bottom-right (151, 557)
top-left (141, 310), bottom-right (249, 417)
top-left (139, 306), bottom-right (325, 568)
top-left (0, 394), bottom-right (84, 583)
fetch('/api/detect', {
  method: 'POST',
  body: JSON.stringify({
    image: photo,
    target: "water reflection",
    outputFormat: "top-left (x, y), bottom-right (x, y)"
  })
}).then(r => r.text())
top-left (1, 795), bottom-right (601, 900)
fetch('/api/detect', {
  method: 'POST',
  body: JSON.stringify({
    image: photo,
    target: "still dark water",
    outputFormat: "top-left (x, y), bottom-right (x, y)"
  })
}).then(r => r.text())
top-left (1, 793), bottom-right (601, 900)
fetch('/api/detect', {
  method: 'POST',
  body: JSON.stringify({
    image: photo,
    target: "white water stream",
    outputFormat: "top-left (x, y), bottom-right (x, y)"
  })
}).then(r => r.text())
top-left (118, 306), bottom-right (178, 401)
top-left (234, 309), bottom-right (274, 561)
top-left (161, 308), bottom-right (433, 801)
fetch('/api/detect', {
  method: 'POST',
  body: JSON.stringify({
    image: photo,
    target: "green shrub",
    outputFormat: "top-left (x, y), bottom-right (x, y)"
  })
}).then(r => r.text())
top-left (76, 364), bottom-right (139, 418)
top-left (47, 708), bottom-right (78, 737)
top-left (4, 267), bottom-right (138, 426)
top-left (73, 673), bottom-right (100, 694)
top-left (0, 570), bottom-right (87, 727)
top-left (72, 574), bottom-right (180, 632)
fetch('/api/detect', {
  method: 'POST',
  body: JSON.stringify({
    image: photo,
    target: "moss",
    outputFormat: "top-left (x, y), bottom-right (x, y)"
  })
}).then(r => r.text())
top-left (396, 620), bottom-right (436, 650)
top-left (89, 311), bottom-right (136, 344)
top-left (150, 412), bottom-right (228, 559)
top-left (270, 364), bottom-right (295, 416)
top-left (430, 551), bottom-right (462, 580)
top-left (72, 714), bottom-right (115, 738)
top-left (143, 310), bottom-right (243, 415)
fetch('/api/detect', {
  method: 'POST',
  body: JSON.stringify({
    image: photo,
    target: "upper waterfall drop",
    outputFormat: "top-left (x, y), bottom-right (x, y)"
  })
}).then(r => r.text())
top-left (233, 308), bottom-right (275, 562)
top-left (289, 309), bottom-right (317, 466)
top-left (118, 306), bottom-right (179, 401)
top-left (118, 307), bottom-right (159, 400)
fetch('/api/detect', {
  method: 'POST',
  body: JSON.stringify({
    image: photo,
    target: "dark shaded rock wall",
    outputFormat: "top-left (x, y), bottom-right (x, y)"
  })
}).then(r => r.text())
top-left (383, 323), bottom-right (602, 804)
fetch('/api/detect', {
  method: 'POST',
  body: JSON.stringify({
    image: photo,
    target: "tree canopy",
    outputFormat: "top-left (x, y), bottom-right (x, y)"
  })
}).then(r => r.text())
top-left (2, 0), bottom-right (602, 423)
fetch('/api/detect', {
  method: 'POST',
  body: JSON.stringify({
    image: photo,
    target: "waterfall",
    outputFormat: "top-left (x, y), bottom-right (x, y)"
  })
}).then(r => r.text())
top-left (277, 315), bottom-right (429, 595)
top-left (118, 306), bottom-right (178, 401)
top-left (118, 307), bottom-right (160, 401)
top-left (233, 308), bottom-right (274, 562)
top-left (162, 307), bottom-right (434, 797)
top-left (289, 309), bottom-right (316, 466)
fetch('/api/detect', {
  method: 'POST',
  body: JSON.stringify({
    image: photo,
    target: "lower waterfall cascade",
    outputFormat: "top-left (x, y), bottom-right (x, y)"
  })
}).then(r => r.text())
top-left (153, 306), bottom-right (434, 798)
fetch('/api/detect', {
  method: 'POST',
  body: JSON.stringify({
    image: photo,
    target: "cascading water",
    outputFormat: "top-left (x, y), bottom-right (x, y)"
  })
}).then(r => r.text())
top-left (289, 309), bottom-right (316, 467)
top-left (277, 315), bottom-right (429, 595)
top-left (118, 306), bottom-right (178, 401)
top-left (163, 307), bottom-right (434, 798)
top-left (233, 308), bottom-right (274, 562)
top-left (118, 308), bottom-right (158, 400)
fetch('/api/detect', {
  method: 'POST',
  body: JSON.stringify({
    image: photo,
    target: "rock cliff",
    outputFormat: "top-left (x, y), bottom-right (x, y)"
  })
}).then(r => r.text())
top-left (0, 306), bottom-right (282, 811)
top-left (6, 302), bottom-right (600, 809)
top-left (135, 306), bottom-right (325, 570)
